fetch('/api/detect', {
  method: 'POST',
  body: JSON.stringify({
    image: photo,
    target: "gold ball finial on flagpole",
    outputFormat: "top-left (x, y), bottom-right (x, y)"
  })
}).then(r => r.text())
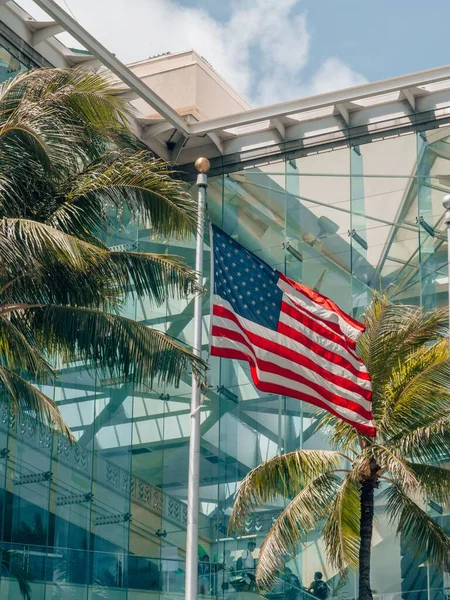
top-left (195, 157), bottom-right (211, 174)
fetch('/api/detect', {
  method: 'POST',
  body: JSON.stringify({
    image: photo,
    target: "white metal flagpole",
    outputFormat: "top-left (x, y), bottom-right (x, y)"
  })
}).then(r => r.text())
top-left (443, 194), bottom-right (450, 328)
top-left (185, 156), bottom-right (210, 600)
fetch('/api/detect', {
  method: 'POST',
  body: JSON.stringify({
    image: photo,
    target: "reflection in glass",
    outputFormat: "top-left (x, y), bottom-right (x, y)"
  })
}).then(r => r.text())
top-left (0, 101), bottom-right (449, 600)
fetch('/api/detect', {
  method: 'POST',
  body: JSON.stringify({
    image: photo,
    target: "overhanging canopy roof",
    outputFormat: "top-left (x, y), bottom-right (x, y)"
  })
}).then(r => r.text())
top-left (3, 0), bottom-right (450, 169)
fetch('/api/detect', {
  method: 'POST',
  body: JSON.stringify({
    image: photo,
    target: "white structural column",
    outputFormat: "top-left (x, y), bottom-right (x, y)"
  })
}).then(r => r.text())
top-left (185, 157), bottom-right (210, 600)
top-left (443, 195), bottom-right (450, 327)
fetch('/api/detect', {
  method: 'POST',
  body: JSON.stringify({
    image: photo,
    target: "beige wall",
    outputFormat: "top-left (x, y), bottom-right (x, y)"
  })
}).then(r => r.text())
top-left (128, 51), bottom-right (251, 121)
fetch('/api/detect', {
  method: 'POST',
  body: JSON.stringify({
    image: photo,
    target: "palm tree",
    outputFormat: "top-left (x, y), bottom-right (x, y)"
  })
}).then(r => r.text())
top-left (0, 67), bottom-right (206, 437)
top-left (0, 547), bottom-right (32, 600)
top-left (229, 294), bottom-right (450, 600)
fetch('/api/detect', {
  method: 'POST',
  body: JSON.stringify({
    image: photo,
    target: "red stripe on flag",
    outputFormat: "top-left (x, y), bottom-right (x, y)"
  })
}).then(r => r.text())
top-left (212, 305), bottom-right (372, 399)
top-left (282, 295), bottom-right (358, 351)
top-left (210, 346), bottom-right (376, 437)
top-left (277, 321), bottom-right (368, 381)
top-left (279, 272), bottom-right (365, 333)
top-left (280, 300), bottom-right (360, 358)
top-left (211, 326), bottom-right (373, 420)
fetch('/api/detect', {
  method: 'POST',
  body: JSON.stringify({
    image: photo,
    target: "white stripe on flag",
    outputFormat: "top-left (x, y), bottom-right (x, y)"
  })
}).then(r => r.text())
top-left (212, 295), bottom-right (371, 391)
top-left (211, 313), bottom-right (372, 411)
top-left (211, 336), bottom-right (374, 428)
top-left (279, 296), bottom-right (365, 371)
top-left (277, 277), bottom-right (363, 343)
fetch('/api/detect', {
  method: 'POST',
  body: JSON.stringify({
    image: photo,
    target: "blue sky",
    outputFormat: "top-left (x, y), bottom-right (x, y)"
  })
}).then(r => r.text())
top-left (22, 0), bottom-right (450, 106)
top-left (180, 0), bottom-right (450, 83)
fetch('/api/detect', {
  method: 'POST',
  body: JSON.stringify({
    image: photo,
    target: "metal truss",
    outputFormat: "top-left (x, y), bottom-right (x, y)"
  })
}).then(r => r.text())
top-left (2, 0), bottom-right (450, 167)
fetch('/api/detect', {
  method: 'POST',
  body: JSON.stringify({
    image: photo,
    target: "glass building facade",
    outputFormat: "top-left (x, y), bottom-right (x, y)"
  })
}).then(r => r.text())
top-left (0, 116), bottom-right (449, 600)
top-left (0, 20), bottom-right (51, 82)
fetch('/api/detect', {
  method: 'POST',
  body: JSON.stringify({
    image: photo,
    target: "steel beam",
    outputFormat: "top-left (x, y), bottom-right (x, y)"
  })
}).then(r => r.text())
top-left (207, 131), bottom-right (224, 154)
top-left (402, 88), bottom-right (416, 111)
top-left (32, 0), bottom-right (189, 134)
top-left (188, 64), bottom-right (450, 136)
top-left (31, 21), bottom-right (64, 46)
top-left (271, 118), bottom-right (286, 140)
top-left (335, 103), bottom-right (350, 126)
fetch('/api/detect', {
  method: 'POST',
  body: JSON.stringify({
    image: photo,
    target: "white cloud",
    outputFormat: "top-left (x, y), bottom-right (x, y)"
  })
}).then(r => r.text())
top-left (308, 57), bottom-right (367, 96)
top-left (19, 0), bottom-right (367, 105)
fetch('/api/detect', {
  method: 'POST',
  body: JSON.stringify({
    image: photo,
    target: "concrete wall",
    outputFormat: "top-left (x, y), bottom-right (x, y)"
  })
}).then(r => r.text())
top-left (128, 51), bottom-right (251, 121)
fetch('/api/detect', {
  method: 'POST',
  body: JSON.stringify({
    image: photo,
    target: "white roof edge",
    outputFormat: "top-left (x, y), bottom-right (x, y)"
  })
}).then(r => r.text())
top-left (5, 0), bottom-right (450, 162)
top-left (188, 63), bottom-right (450, 135)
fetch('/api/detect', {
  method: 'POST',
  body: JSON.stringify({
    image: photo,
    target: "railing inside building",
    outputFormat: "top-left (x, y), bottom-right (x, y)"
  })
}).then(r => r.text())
top-left (0, 543), bottom-right (449, 600)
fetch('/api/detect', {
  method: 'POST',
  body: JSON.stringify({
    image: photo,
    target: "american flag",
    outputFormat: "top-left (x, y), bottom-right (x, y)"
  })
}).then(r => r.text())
top-left (209, 225), bottom-right (375, 437)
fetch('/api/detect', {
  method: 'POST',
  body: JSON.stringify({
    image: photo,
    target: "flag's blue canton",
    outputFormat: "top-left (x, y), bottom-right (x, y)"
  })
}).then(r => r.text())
top-left (211, 225), bottom-right (283, 331)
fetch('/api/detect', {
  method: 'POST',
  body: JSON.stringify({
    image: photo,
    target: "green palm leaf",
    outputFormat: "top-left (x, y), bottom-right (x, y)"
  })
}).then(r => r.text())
top-left (407, 463), bottom-right (450, 505)
top-left (0, 366), bottom-right (71, 438)
top-left (358, 294), bottom-right (447, 387)
top-left (48, 151), bottom-right (197, 238)
top-left (0, 315), bottom-right (54, 378)
top-left (0, 218), bottom-right (106, 272)
top-left (322, 474), bottom-right (361, 572)
top-left (107, 251), bottom-right (203, 301)
top-left (386, 484), bottom-right (450, 567)
top-left (255, 472), bottom-right (342, 588)
top-left (378, 340), bottom-right (450, 436)
top-left (15, 304), bottom-right (206, 387)
top-left (0, 220), bottom-right (200, 308)
top-left (229, 450), bottom-right (345, 532)
top-left (387, 413), bottom-right (450, 464)
top-left (0, 67), bottom-right (205, 438)
top-left (356, 445), bottom-right (419, 490)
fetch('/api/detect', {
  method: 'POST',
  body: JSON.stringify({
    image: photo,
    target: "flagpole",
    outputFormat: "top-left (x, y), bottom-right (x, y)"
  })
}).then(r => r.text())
top-left (185, 156), bottom-right (210, 600)
top-left (443, 195), bottom-right (450, 329)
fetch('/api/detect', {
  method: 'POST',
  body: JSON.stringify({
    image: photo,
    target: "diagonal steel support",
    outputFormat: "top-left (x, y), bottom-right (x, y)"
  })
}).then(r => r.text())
top-left (32, 0), bottom-right (189, 135)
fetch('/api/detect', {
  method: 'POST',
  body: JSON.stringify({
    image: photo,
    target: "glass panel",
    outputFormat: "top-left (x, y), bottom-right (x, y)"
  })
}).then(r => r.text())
top-left (0, 45), bottom-right (28, 82)
top-left (0, 63), bottom-right (448, 599)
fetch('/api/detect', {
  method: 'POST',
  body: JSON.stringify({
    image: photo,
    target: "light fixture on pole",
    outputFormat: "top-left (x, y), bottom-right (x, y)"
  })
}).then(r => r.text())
top-left (185, 156), bottom-right (210, 600)
top-left (442, 194), bottom-right (450, 327)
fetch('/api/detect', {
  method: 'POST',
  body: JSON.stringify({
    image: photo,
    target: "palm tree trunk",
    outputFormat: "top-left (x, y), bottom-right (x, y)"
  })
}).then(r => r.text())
top-left (359, 480), bottom-right (374, 600)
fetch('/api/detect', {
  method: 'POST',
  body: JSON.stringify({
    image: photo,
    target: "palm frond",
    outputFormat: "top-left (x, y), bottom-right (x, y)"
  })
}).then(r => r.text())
top-left (386, 484), bottom-right (450, 567)
top-left (0, 366), bottom-right (71, 438)
top-left (1, 247), bottom-right (201, 310)
top-left (36, 68), bottom-right (129, 128)
top-left (315, 412), bottom-right (360, 451)
top-left (107, 251), bottom-right (203, 301)
top-left (17, 305), bottom-right (206, 387)
top-left (0, 69), bottom-right (135, 218)
top-left (229, 450), bottom-right (345, 533)
top-left (0, 315), bottom-right (54, 378)
top-left (387, 412), bottom-right (450, 464)
top-left (0, 121), bottom-right (52, 171)
top-left (255, 473), bottom-right (342, 588)
top-left (357, 445), bottom-right (419, 491)
top-left (408, 463), bottom-right (450, 505)
top-left (0, 546), bottom-right (32, 600)
top-left (48, 151), bottom-right (197, 238)
top-left (0, 67), bottom-right (128, 140)
top-left (322, 474), bottom-right (361, 573)
top-left (358, 295), bottom-right (447, 410)
top-left (378, 340), bottom-right (450, 436)
top-left (0, 218), bottom-right (107, 274)
top-left (1, 262), bottom-right (121, 310)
